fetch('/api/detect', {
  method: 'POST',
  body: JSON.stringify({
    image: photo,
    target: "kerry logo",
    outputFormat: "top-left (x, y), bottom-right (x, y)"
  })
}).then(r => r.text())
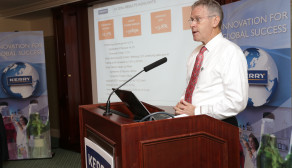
top-left (248, 70), bottom-right (268, 85)
top-left (7, 76), bottom-right (33, 86)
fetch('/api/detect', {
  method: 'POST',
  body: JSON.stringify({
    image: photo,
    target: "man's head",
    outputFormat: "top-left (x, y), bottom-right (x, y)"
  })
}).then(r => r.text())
top-left (189, 0), bottom-right (223, 44)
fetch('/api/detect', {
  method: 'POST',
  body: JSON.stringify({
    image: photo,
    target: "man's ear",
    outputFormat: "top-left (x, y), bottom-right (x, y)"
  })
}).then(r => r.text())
top-left (212, 16), bottom-right (220, 28)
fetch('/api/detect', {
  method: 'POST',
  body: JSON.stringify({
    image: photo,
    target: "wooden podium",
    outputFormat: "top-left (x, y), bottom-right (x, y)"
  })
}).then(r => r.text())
top-left (79, 102), bottom-right (240, 168)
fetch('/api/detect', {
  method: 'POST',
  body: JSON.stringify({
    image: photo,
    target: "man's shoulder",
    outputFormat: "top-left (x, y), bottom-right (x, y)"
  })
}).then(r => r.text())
top-left (208, 33), bottom-right (240, 50)
top-left (219, 37), bottom-right (242, 52)
top-left (212, 35), bottom-right (245, 62)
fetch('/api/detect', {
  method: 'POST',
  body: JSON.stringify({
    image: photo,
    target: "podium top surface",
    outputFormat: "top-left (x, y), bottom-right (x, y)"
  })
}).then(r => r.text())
top-left (79, 102), bottom-right (238, 130)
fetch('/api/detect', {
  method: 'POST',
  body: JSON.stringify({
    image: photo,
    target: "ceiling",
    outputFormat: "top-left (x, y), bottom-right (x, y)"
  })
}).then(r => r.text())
top-left (0, 0), bottom-right (81, 19)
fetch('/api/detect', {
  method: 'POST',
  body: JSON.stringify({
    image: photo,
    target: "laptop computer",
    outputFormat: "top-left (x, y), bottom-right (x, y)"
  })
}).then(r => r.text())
top-left (114, 89), bottom-right (171, 121)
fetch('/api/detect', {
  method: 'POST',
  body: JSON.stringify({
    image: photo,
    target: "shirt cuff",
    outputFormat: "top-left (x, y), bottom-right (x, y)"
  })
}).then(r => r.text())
top-left (194, 106), bottom-right (201, 115)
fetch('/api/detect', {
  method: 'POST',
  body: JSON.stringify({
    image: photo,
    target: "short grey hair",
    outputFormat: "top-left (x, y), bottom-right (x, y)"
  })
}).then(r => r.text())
top-left (192, 0), bottom-right (223, 29)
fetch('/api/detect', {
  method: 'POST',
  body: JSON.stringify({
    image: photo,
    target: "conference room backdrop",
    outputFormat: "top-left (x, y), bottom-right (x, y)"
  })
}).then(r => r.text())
top-left (0, 31), bottom-right (52, 160)
top-left (222, 0), bottom-right (291, 167)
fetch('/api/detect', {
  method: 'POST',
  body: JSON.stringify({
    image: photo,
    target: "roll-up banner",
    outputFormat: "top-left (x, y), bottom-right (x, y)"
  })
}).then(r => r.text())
top-left (0, 31), bottom-right (51, 160)
top-left (222, 0), bottom-right (291, 167)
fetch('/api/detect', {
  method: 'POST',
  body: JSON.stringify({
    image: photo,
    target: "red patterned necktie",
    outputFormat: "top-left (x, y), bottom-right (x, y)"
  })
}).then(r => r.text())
top-left (185, 46), bottom-right (207, 103)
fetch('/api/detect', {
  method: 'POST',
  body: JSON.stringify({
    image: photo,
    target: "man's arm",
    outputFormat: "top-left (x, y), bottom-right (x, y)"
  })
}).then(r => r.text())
top-left (210, 48), bottom-right (248, 120)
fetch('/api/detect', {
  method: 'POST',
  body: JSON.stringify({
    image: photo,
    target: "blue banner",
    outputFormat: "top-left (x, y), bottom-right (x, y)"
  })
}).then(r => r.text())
top-left (223, 0), bottom-right (291, 167)
top-left (0, 31), bottom-right (51, 160)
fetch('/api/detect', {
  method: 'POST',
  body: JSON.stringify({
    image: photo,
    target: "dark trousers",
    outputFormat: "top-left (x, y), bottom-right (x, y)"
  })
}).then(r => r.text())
top-left (222, 116), bottom-right (238, 127)
top-left (222, 116), bottom-right (245, 168)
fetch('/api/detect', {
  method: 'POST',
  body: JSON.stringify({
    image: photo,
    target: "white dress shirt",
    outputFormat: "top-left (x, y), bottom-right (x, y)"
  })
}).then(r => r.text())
top-left (182, 33), bottom-right (248, 120)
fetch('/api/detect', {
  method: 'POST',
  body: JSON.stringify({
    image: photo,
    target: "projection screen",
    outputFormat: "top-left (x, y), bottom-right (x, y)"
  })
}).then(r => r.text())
top-left (88, 0), bottom-right (200, 106)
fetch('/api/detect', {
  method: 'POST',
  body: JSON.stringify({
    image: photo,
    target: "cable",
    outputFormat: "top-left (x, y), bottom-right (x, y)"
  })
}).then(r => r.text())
top-left (139, 112), bottom-right (175, 122)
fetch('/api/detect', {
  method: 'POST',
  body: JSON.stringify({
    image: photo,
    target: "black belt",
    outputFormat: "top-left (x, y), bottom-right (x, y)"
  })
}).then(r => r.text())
top-left (222, 116), bottom-right (238, 127)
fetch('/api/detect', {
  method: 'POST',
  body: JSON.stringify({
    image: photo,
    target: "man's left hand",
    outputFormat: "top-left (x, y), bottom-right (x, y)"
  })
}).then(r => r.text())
top-left (174, 99), bottom-right (195, 116)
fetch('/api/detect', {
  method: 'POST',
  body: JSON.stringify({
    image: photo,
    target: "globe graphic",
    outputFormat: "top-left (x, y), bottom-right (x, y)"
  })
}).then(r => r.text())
top-left (244, 48), bottom-right (278, 107)
top-left (1, 62), bottom-right (40, 98)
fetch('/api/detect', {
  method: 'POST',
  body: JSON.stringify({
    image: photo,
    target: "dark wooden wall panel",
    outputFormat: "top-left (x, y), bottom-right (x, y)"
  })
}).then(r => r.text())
top-left (53, 5), bottom-right (92, 151)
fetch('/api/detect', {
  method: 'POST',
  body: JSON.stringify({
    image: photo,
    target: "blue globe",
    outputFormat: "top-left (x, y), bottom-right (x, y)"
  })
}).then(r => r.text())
top-left (244, 48), bottom-right (278, 107)
top-left (1, 62), bottom-right (40, 98)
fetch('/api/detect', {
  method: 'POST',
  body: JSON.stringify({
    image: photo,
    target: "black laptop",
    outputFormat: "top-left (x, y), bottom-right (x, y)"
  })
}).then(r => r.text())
top-left (114, 89), bottom-right (151, 120)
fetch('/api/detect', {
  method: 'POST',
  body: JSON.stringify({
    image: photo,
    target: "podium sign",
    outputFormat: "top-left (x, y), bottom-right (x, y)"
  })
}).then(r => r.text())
top-left (85, 138), bottom-right (114, 168)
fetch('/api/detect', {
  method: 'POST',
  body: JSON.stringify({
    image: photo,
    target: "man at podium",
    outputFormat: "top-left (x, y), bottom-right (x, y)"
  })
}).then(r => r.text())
top-left (174, 0), bottom-right (248, 126)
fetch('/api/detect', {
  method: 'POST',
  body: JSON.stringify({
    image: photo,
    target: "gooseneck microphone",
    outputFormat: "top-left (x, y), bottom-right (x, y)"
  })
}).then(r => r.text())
top-left (143, 57), bottom-right (167, 72)
top-left (103, 57), bottom-right (167, 116)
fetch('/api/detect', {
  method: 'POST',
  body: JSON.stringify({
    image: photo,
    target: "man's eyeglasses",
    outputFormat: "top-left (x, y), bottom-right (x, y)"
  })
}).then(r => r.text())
top-left (188, 15), bottom-right (216, 25)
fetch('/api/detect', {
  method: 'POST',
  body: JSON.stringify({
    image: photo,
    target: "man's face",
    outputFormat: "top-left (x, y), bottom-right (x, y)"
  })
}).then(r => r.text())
top-left (190, 5), bottom-right (215, 44)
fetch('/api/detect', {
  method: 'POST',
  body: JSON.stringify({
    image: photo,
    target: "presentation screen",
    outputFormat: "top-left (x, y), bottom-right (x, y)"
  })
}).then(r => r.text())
top-left (89, 0), bottom-right (200, 106)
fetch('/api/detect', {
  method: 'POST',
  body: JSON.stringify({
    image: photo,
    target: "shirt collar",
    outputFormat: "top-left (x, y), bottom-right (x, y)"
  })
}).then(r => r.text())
top-left (204, 33), bottom-right (223, 52)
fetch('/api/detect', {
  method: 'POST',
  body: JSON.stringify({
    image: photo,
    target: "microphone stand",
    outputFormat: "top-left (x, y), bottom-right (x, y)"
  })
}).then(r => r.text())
top-left (103, 69), bottom-right (145, 116)
top-left (103, 57), bottom-right (167, 116)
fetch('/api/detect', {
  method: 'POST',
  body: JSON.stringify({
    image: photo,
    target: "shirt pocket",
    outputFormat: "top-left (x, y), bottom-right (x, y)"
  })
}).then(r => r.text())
top-left (196, 64), bottom-right (221, 89)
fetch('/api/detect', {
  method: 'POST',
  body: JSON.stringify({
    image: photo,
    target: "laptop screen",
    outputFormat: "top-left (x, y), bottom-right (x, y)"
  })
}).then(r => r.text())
top-left (114, 89), bottom-right (150, 120)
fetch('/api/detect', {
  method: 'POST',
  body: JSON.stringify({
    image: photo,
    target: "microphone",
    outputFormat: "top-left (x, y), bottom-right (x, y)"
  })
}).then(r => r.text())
top-left (144, 57), bottom-right (167, 72)
top-left (103, 57), bottom-right (167, 116)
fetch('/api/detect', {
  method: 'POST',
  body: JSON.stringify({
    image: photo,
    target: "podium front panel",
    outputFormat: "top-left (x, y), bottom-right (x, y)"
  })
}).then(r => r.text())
top-left (140, 132), bottom-right (228, 168)
top-left (79, 103), bottom-right (240, 168)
